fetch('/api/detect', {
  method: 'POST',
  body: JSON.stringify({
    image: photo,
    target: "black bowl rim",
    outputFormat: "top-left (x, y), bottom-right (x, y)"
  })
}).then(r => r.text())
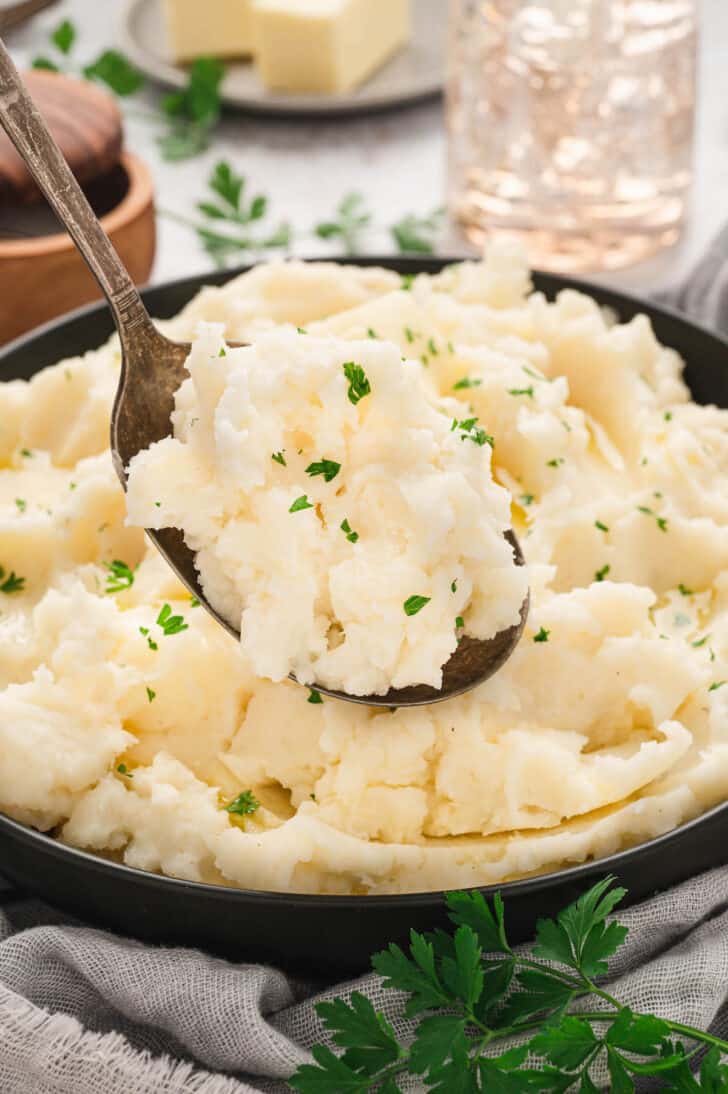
top-left (2, 253), bottom-right (728, 910)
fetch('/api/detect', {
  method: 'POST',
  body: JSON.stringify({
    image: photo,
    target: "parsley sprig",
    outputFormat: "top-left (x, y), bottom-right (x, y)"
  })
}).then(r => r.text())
top-left (105, 559), bottom-right (135, 594)
top-left (292, 877), bottom-right (728, 1093)
top-left (156, 603), bottom-right (189, 636)
top-left (32, 19), bottom-right (143, 96)
top-left (0, 566), bottom-right (25, 594)
top-left (315, 192), bottom-right (372, 254)
top-left (390, 207), bottom-right (444, 254)
top-left (225, 790), bottom-right (260, 816)
top-left (158, 58), bottom-right (225, 160)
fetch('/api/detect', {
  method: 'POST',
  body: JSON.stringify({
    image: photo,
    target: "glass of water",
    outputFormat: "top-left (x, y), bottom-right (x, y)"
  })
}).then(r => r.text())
top-left (447, 0), bottom-right (698, 272)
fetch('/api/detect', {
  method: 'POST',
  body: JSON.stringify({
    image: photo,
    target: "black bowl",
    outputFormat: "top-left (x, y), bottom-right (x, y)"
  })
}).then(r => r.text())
top-left (1, 256), bottom-right (728, 977)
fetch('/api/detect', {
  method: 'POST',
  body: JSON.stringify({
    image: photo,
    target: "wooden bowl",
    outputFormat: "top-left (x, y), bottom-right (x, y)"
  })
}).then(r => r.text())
top-left (0, 151), bottom-right (155, 345)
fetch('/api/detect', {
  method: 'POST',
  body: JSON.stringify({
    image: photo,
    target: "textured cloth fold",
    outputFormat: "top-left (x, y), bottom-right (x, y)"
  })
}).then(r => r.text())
top-left (2, 234), bottom-right (728, 1093)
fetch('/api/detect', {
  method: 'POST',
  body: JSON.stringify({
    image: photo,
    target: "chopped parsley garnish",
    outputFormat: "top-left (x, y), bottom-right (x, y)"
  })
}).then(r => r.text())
top-left (272, 451), bottom-right (287, 466)
top-left (139, 626), bottom-right (158, 651)
top-left (595, 520), bottom-right (609, 532)
top-left (0, 567), bottom-right (24, 594)
top-left (117, 763), bottom-right (133, 778)
top-left (452, 376), bottom-right (482, 390)
top-left (400, 273), bottom-right (416, 291)
top-left (225, 790), bottom-right (260, 816)
top-left (20, 449), bottom-right (32, 458)
top-left (692, 634), bottom-right (710, 648)
top-left (455, 615), bottom-right (464, 629)
top-left (69, 482), bottom-right (77, 491)
top-left (678, 583), bottom-right (693, 596)
top-left (218, 346), bottom-right (226, 357)
top-left (342, 361), bottom-right (371, 405)
top-left (367, 327), bottom-right (379, 339)
top-left (297, 326), bottom-right (308, 334)
top-left (523, 364), bottom-right (550, 382)
top-left (154, 501), bottom-right (161, 508)
top-left (290, 494), bottom-right (314, 513)
top-left (451, 580), bottom-right (457, 593)
top-left (156, 603), bottom-right (188, 636)
top-left (447, 341), bottom-right (455, 354)
top-left (507, 386), bottom-right (534, 398)
top-left (404, 327), bottom-right (416, 343)
top-left (533, 626), bottom-right (550, 642)
top-left (664, 410), bottom-right (673, 421)
top-left (546, 457), bottom-right (564, 468)
top-left (190, 596), bottom-right (200, 607)
top-left (709, 681), bottom-right (726, 692)
top-left (307, 689), bottom-right (324, 704)
top-left (306, 459), bottom-right (341, 483)
top-left (427, 338), bottom-right (438, 356)
top-left (520, 494), bottom-right (534, 507)
top-left (420, 354), bottom-right (429, 367)
top-left (340, 518), bottom-right (359, 543)
top-left (637, 505), bottom-right (668, 532)
top-left (455, 417), bottom-right (494, 447)
top-left (146, 687), bottom-right (156, 703)
top-left (14, 499), bottom-right (26, 512)
top-left (595, 564), bottom-right (610, 582)
top-left (105, 559), bottom-right (135, 594)
top-left (404, 595), bottom-right (431, 617)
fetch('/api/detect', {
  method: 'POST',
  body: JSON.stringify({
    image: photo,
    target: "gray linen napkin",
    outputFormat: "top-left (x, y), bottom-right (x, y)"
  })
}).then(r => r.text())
top-left (2, 239), bottom-right (728, 1094)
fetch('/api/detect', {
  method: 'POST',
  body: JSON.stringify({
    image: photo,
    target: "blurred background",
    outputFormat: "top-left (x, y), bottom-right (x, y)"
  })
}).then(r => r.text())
top-left (0, 0), bottom-right (726, 343)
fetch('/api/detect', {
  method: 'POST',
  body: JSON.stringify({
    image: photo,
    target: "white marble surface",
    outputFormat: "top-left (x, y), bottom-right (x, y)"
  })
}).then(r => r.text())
top-left (6, 0), bottom-right (728, 296)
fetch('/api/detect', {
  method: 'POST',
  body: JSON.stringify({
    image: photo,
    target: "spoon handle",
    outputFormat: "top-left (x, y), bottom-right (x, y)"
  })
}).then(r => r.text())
top-left (0, 36), bottom-right (151, 339)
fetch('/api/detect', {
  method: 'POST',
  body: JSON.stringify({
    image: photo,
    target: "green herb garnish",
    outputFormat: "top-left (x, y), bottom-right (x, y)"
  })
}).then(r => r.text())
top-left (315, 192), bottom-right (371, 254)
top-left (105, 560), bottom-right (135, 594)
top-left (290, 495), bottom-right (314, 513)
top-left (455, 615), bottom-right (464, 629)
top-left (595, 520), bottom-right (609, 532)
top-left (520, 494), bottom-right (534, 507)
top-left (507, 386), bottom-right (535, 398)
top-left (139, 626), bottom-right (158, 651)
top-left (307, 689), bottom-right (324, 705)
top-left (0, 567), bottom-right (24, 594)
top-left (225, 790), bottom-right (260, 816)
top-left (116, 763), bottom-right (132, 778)
top-left (678, 583), bottom-right (693, 596)
top-left (14, 499), bottom-right (26, 512)
top-left (455, 418), bottom-right (493, 447)
top-left (637, 506), bottom-right (669, 532)
top-left (390, 207), bottom-right (444, 254)
top-left (709, 681), bottom-right (726, 692)
top-left (83, 50), bottom-right (144, 95)
top-left (343, 361), bottom-right (371, 406)
top-left (595, 564), bottom-right (610, 582)
top-left (404, 595), bottom-right (431, 617)
top-left (534, 626), bottom-right (550, 642)
top-left (272, 451), bottom-right (287, 466)
top-left (340, 518), bottom-right (359, 544)
top-left (292, 876), bottom-right (728, 1094)
top-left (159, 58), bottom-right (225, 160)
top-left (452, 377), bottom-right (482, 390)
top-left (306, 459), bottom-right (341, 483)
top-left (156, 603), bottom-right (188, 636)
top-left (146, 687), bottom-right (156, 703)
top-left (546, 457), bottom-right (564, 468)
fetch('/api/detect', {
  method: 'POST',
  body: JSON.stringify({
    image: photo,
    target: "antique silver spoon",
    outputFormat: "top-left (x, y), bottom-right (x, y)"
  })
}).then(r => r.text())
top-left (0, 39), bottom-right (529, 706)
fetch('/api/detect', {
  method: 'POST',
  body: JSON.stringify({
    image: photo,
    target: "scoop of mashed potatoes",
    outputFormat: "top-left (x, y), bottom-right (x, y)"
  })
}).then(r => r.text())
top-left (2, 247), bottom-right (728, 895)
top-left (125, 327), bottom-right (527, 694)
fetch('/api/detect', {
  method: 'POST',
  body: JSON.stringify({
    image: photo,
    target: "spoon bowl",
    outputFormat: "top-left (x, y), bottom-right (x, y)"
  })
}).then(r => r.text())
top-left (0, 38), bottom-right (529, 706)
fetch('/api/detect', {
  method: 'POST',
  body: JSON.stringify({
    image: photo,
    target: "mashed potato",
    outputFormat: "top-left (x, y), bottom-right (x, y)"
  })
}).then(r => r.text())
top-left (125, 326), bottom-right (527, 694)
top-left (2, 246), bottom-right (728, 895)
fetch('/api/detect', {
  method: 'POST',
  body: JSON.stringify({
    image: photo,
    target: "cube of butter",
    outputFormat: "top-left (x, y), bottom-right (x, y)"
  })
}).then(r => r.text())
top-left (164, 0), bottom-right (254, 62)
top-left (251, 0), bottom-right (411, 94)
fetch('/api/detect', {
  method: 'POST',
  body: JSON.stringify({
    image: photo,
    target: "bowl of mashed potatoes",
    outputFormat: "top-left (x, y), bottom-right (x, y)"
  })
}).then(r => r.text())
top-left (1, 247), bottom-right (728, 973)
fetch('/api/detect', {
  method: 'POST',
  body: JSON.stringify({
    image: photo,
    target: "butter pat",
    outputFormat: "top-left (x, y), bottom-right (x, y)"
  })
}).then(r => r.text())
top-left (252, 0), bottom-right (410, 94)
top-left (164, 0), bottom-right (254, 61)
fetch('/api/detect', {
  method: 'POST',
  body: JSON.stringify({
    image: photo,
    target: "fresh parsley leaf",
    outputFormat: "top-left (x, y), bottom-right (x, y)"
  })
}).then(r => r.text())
top-left (446, 889), bottom-right (511, 954)
top-left (315, 192), bottom-right (371, 254)
top-left (535, 874), bottom-right (627, 978)
top-left (404, 595), bottom-right (431, 617)
top-left (372, 931), bottom-right (451, 1017)
top-left (31, 56), bottom-right (60, 72)
top-left (0, 567), bottom-right (25, 594)
top-left (290, 1043), bottom-right (373, 1092)
top-left (439, 926), bottom-right (484, 1008)
top-left (497, 968), bottom-right (576, 1025)
top-left (290, 495), bottom-right (314, 513)
top-left (52, 19), bottom-right (76, 54)
top-left (531, 1016), bottom-right (598, 1070)
top-left (306, 459), bottom-right (341, 483)
top-left (390, 207), bottom-right (444, 254)
top-left (272, 451), bottom-right (287, 466)
top-left (307, 689), bottom-right (323, 704)
top-left (533, 627), bottom-right (550, 642)
top-left (316, 992), bottom-right (401, 1076)
top-left (605, 1008), bottom-right (671, 1054)
top-left (83, 50), bottom-right (144, 96)
top-left (342, 361), bottom-right (371, 405)
top-left (340, 518), bottom-right (359, 544)
top-left (225, 790), bottom-right (260, 816)
top-left (156, 603), bottom-right (188, 636)
top-left (408, 1015), bottom-right (466, 1077)
top-left (159, 58), bottom-right (225, 161)
top-left (105, 559), bottom-right (135, 594)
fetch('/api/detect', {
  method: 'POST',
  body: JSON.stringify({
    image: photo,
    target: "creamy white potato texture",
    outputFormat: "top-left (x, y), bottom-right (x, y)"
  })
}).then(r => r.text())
top-left (3, 248), bottom-right (728, 895)
top-left (125, 328), bottom-right (527, 694)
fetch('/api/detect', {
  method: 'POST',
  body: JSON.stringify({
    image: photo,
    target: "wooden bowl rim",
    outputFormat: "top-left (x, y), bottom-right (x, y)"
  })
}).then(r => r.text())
top-left (0, 151), bottom-right (154, 258)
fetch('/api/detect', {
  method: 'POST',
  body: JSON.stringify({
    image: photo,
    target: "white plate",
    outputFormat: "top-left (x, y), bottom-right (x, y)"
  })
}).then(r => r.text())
top-left (119, 0), bottom-right (445, 117)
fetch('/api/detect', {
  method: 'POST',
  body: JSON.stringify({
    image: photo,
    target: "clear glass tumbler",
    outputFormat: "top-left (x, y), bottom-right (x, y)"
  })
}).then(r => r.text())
top-left (447, 0), bottom-right (698, 272)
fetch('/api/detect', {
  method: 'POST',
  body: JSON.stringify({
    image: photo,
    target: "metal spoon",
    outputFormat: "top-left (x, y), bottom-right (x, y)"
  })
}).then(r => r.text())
top-left (0, 40), bottom-right (529, 706)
